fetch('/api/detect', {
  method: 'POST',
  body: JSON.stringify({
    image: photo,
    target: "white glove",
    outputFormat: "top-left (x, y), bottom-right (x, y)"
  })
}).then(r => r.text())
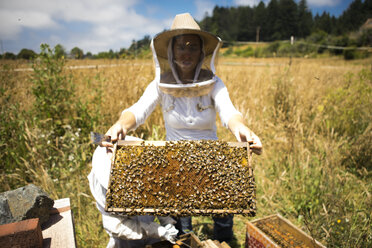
top-left (158, 224), bottom-right (178, 244)
top-left (158, 216), bottom-right (177, 226)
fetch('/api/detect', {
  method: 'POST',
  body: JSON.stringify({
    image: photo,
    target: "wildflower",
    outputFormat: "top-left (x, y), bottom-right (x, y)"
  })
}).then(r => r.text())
top-left (337, 219), bottom-right (341, 224)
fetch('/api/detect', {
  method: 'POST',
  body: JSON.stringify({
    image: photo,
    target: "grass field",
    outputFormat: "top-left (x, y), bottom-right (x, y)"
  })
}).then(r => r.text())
top-left (1, 53), bottom-right (371, 247)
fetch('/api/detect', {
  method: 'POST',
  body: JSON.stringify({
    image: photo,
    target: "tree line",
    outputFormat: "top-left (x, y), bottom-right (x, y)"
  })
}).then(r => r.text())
top-left (200, 0), bottom-right (371, 42)
top-left (1, 0), bottom-right (371, 60)
top-left (0, 35), bottom-right (152, 60)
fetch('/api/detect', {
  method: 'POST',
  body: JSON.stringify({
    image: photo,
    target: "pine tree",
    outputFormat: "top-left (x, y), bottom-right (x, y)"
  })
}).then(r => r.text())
top-left (266, 0), bottom-right (280, 40)
top-left (314, 12), bottom-right (333, 34)
top-left (277, 0), bottom-right (299, 40)
top-left (297, 0), bottom-right (313, 38)
top-left (253, 2), bottom-right (268, 41)
top-left (337, 0), bottom-right (366, 34)
top-left (236, 6), bottom-right (255, 41)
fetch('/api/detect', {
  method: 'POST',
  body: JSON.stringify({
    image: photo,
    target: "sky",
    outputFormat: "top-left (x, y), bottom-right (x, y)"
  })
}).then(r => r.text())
top-left (0, 0), bottom-right (355, 55)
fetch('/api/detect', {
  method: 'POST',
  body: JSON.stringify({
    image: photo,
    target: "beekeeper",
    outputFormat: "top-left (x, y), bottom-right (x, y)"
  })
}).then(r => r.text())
top-left (88, 135), bottom-right (178, 248)
top-left (100, 13), bottom-right (262, 244)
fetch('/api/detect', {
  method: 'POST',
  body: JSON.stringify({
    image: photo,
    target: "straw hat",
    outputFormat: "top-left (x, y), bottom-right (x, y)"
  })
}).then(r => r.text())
top-left (153, 13), bottom-right (220, 59)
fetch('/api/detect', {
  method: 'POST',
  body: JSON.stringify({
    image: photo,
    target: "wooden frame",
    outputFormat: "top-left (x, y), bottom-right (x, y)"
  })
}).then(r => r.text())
top-left (105, 140), bottom-right (256, 216)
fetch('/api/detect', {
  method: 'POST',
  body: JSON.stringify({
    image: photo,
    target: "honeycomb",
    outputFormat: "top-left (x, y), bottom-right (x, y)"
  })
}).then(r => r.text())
top-left (255, 220), bottom-right (311, 248)
top-left (105, 140), bottom-right (256, 216)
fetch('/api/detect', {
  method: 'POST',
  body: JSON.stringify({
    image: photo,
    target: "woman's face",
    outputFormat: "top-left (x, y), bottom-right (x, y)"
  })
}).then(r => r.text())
top-left (172, 34), bottom-right (202, 75)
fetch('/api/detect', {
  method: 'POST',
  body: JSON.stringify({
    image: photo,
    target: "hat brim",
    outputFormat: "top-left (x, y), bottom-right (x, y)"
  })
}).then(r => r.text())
top-left (153, 29), bottom-right (221, 60)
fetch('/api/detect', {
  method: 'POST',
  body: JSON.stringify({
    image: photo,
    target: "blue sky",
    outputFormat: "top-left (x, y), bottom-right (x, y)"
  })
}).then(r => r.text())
top-left (0, 0), bottom-right (355, 54)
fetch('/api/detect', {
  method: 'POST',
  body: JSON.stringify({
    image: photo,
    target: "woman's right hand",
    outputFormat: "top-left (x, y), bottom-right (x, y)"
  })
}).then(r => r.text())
top-left (101, 122), bottom-right (127, 148)
top-left (100, 111), bottom-right (137, 150)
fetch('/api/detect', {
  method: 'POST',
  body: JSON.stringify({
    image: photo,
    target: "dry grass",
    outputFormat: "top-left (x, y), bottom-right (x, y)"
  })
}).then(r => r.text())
top-left (2, 56), bottom-right (371, 247)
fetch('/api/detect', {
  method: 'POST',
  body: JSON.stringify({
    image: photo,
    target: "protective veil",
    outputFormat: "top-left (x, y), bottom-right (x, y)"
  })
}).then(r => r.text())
top-left (123, 14), bottom-right (241, 141)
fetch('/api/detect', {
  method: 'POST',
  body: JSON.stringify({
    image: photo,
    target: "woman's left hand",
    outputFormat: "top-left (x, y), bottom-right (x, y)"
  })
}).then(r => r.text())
top-left (234, 124), bottom-right (262, 155)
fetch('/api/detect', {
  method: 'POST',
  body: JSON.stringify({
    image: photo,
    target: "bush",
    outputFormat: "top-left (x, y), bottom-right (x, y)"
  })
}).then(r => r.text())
top-left (30, 44), bottom-right (99, 176)
top-left (254, 47), bottom-right (264, 57)
top-left (17, 49), bottom-right (37, 60)
top-left (54, 44), bottom-right (66, 59)
top-left (329, 35), bottom-right (350, 55)
top-left (223, 47), bottom-right (233, 56)
top-left (265, 41), bottom-right (281, 55)
top-left (357, 29), bottom-right (372, 47)
top-left (3, 52), bottom-right (16, 60)
top-left (307, 30), bottom-right (328, 44)
top-left (242, 46), bottom-right (254, 57)
top-left (233, 46), bottom-right (254, 57)
top-left (277, 43), bottom-right (296, 57)
top-left (343, 48), bottom-right (369, 60)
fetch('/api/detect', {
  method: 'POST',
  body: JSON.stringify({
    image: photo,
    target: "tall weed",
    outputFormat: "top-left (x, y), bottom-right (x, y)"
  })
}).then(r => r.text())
top-left (319, 70), bottom-right (372, 138)
top-left (260, 64), bottom-right (372, 247)
top-left (0, 64), bottom-right (29, 190)
top-left (318, 70), bottom-right (372, 175)
top-left (1, 44), bottom-right (107, 247)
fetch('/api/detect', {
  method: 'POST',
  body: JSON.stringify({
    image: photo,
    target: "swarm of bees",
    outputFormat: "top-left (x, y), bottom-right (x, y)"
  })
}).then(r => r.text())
top-left (105, 140), bottom-right (256, 217)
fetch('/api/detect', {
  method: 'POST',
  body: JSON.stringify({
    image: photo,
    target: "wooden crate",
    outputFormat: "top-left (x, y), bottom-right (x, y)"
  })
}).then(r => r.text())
top-left (0, 218), bottom-right (43, 248)
top-left (246, 214), bottom-right (326, 248)
top-left (105, 140), bottom-right (256, 216)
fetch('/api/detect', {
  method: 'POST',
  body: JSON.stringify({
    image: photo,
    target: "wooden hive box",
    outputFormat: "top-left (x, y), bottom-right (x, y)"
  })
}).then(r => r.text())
top-left (0, 218), bottom-right (43, 248)
top-left (246, 214), bottom-right (326, 248)
top-left (105, 140), bottom-right (256, 216)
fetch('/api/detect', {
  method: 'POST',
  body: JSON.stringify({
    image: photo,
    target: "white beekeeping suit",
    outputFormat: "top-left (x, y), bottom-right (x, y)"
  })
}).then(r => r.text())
top-left (88, 136), bottom-right (178, 248)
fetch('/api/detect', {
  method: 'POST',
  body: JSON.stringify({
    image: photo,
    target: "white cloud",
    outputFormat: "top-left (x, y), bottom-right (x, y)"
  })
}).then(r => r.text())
top-left (0, 0), bottom-right (138, 23)
top-left (0, 0), bottom-right (167, 53)
top-left (0, 9), bottom-right (58, 39)
top-left (0, 10), bottom-right (23, 38)
top-left (307, 0), bottom-right (341, 7)
top-left (194, 0), bottom-right (215, 20)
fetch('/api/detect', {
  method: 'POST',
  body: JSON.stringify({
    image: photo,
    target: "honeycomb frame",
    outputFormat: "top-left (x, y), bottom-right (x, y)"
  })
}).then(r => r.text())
top-left (105, 140), bottom-right (256, 217)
